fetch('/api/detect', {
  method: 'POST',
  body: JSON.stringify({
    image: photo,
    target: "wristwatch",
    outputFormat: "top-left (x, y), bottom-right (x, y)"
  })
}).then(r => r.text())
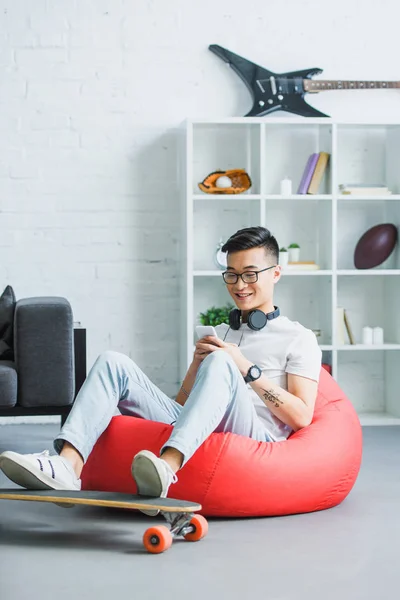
top-left (244, 364), bottom-right (262, 383)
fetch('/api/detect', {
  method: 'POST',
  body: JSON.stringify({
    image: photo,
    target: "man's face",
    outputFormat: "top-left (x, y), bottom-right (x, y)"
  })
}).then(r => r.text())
top-left (224, 247), bottom-right (281, 315)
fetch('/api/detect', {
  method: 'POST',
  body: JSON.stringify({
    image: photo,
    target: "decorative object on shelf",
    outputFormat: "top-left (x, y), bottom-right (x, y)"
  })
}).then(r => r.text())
top-left (198, 169), bottom-right (252, 195)
top-left (361, 325), bottom-right (385, 345)
top-left (311, 328), bottom-right (321, 339)
top-left (279, 247), bottom-right (288, 268)
top-left (354, 223), bottom-right (398, 269)
top-left (199, 303), bottom-right (235, 327)
top-left (362, 326), bottom-right (373, 345)
top-left (372, 326), bottom-right (384, 345)
top-left (288, 243), bottom-right (300, 262)
top-left (208, 44), bottom-right (400, 118)
top-left (280, 176), bottom-right (292, 195)
top-left (214, 239), bottom-right (228, 269)
top-left (286, 261), bottom-right (319, 271)
top-left (337, 307), bottom-right (355, 345)
top-left (337, 307), bottom-right (345, 345)
top-left (343, 309), bottom-right (355, 345)
top-left (339, 183), bottom-right (392, 196)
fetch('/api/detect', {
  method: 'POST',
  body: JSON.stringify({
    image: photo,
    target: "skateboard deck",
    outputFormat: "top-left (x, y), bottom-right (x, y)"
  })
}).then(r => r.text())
top-left (0, 489), bottom-right (208, 554)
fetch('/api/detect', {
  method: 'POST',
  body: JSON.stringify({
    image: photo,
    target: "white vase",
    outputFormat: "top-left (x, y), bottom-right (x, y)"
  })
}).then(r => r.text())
top-left (288, 248), bottom-right (300, 262)
top-left (279, 252), bottom-right (289, 268)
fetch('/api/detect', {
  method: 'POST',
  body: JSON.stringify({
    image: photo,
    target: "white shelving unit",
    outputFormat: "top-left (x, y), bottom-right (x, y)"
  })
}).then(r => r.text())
top-left (180, 118), bottom-right (400, 427)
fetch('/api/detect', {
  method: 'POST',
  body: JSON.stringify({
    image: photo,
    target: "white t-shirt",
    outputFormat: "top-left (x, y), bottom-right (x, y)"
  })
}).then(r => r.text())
top-left (215, 316), bottom-right (322, 442)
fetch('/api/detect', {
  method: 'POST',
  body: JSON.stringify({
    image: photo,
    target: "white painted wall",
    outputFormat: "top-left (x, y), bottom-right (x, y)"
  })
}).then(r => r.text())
top-left (1, 0), bottom-right (399, 406)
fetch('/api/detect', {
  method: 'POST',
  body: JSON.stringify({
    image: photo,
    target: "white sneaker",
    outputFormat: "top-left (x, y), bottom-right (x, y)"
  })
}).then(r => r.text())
top-left (131, 450), bottom-right (178, 516)
top-left (0, 450), bottom-right (81, 491)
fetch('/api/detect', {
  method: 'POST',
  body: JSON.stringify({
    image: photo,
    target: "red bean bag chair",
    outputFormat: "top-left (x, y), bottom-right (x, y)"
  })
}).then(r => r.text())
top-left (81, 367), bottom-right (362, 517)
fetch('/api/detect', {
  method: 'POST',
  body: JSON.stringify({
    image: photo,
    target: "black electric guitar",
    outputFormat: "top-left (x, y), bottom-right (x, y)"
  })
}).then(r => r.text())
top-left (209, 44), bottom-right (400, 118)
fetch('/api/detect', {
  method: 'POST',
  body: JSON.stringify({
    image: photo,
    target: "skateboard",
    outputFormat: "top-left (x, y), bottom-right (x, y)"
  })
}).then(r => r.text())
top-left (0, 489), bottom-right (208, 554)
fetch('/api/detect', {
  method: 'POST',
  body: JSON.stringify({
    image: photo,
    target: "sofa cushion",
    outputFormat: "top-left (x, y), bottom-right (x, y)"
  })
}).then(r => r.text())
top-left (0, 361), bottom-right (17, 408)
top-left (0, 285), bottom-right (16, 361)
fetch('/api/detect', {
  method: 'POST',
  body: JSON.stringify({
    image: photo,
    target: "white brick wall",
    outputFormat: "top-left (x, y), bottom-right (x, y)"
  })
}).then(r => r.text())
top-left (1, 0), bottom-right (399, 418)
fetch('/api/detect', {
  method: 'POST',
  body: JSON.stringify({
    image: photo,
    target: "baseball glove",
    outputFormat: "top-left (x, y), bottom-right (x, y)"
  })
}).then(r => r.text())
top-left (198, 169), bottom-right (252, 194)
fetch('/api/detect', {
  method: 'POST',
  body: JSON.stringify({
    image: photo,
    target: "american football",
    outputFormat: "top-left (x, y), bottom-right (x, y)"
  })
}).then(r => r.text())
top-left (354, 223), bottom-right (398, 269)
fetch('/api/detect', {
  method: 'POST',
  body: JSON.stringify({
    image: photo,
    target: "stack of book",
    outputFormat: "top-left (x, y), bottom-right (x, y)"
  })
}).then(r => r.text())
top-left (297, 152), bottom-right (330, 195)
top-left (286, 261), bottom-right (320, 271)
top-left (339, 183), bottom-right (391, 195)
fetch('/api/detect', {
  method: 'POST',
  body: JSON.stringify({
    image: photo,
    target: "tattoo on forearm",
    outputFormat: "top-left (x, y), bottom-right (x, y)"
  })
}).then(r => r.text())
top-left (262, 388), bottom-right (284, 408)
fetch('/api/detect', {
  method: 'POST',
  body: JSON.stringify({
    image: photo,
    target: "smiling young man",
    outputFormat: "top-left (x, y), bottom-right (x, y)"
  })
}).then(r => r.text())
top-left (0, 226), bottom-right (321, 504)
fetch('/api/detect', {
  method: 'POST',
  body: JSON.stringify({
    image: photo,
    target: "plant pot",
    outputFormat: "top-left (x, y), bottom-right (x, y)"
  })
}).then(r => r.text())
top-left (279, 252), bottom-right (289, 268)
top-left (288, 248), bottom-right (300, 262)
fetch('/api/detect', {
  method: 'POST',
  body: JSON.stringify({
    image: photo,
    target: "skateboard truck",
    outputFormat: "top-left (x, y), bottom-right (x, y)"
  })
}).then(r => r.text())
top-left (143, 511), bottom-right (208, 554)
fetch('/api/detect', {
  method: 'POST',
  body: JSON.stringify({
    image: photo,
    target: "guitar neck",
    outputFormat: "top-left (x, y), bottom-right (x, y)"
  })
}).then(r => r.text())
top-left (303, 79), bottom-right (400, 93)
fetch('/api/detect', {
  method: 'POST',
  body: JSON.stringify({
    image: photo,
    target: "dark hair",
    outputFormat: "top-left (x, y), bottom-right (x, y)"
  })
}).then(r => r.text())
top-left (221, 226), bottom-right (279, 263)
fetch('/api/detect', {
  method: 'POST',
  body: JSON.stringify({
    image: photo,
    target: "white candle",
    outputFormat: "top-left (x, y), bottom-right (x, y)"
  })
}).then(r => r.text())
top-left (372, 327), bottom-right (384, 345)
top-left (280, 177), bottom-right (292, 195)
top-left (362, 326), bottom-right (373, 345)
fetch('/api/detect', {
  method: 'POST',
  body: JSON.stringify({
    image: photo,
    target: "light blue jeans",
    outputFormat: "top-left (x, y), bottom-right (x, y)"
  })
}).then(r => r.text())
top-left (54, 350), bottom-right (273, 466)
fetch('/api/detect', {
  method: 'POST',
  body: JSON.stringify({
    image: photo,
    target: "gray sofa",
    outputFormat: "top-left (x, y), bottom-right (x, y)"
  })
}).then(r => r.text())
top-left (0, 296), bottom-right (86, 425)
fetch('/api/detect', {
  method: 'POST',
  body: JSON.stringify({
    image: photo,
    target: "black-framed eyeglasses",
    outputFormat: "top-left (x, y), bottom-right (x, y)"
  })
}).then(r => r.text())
top-left (222, 265), bottom-right (277, 284)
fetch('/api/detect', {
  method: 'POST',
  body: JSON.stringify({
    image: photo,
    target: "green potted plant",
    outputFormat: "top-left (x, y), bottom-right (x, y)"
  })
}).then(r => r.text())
top-left (279, 246), bottom-right (289, 268)
top-left (199, 303), bottom-right (235, 327)
top-left (288, 243), bottom-right (300, 262)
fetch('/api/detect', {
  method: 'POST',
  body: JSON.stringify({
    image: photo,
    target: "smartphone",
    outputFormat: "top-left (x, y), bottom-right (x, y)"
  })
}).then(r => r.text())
top-left (195, 325), bottom-right (218, 340)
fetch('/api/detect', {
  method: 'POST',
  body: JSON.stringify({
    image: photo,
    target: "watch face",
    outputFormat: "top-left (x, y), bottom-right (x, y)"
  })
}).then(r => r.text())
top-left (250, 366), bottom-right (261, 379)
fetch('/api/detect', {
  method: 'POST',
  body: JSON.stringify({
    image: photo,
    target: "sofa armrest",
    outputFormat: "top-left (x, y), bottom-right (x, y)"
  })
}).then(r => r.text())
top-left (14, 297), bottom-right (75, 408)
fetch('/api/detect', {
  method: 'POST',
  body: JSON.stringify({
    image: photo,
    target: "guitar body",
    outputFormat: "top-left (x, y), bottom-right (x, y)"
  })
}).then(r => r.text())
top-left (209, 44), bottom-right (330, 118)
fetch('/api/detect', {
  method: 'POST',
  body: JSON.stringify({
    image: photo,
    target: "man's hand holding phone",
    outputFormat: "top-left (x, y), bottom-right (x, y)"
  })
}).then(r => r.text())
top-left (194, 326), bottom-right (220, 363)
top-left (193, 325), bottom-right (251, 375)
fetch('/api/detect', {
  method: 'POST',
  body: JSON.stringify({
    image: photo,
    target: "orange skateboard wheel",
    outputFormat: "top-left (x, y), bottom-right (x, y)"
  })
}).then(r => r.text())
top-left (184, 515), bottom-right (208, 542)
top-left (143, 525), bottom-right (173, 554)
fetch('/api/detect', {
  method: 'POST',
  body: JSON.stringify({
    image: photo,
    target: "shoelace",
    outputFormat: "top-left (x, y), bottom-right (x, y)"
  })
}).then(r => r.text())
top-left (163, 460), bottom-right (178, 485)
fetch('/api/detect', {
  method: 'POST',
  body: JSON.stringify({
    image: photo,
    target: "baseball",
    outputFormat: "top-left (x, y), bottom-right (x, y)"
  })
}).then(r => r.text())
top-left (215, 176), bottom-right (232, 188)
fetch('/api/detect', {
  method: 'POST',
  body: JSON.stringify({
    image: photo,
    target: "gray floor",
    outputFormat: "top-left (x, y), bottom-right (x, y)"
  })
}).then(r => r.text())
top-left (0, 424), bottom-right (398, 600)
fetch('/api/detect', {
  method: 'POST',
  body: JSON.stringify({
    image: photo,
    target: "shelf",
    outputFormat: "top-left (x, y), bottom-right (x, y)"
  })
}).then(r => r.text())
top-left (183, 119), bottom-right (400, 424)
top-left (264, 195), bottom-right (332, 201)
top-left (188, 117), bottom-right (400, 126)
top-left (315, 344), bottom-right (400, 351)
top-left (193, 194), bottom-right (261, 201)
top-left (337, 344), bottom-right (400, 350)
top-left (337, 276), bottom-right (400, 347)
top-left (194, 270), bottom-right (225, 277)
top-left (263, 123), bottom-right (332, 195)
top-left (193, 270), bottom-right (333, 277)
top-left (337, 270), bottom-right (400, 275)
top-left (193, 194), bottom-right (332, 201)
top-left (338, 195), bottom-right (400, 201)
top-left (282, 270), bottom-right (333, 276)
top-left (359, 412), bottom-right (400, 426)
top-left (188, 117), bottom-right (334, 125)
top-left (192, 123), bottom-right (261, 194)
top-left (337, 127), bottom-right (400, 191)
